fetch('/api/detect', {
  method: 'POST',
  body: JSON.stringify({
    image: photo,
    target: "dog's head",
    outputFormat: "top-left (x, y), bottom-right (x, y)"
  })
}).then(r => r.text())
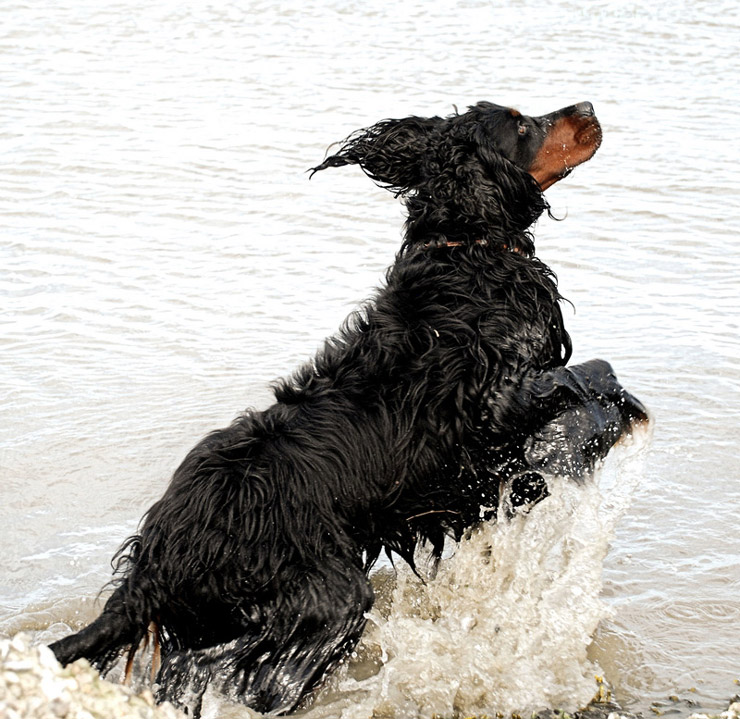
top-left (313, 102), bottom-right (601, 256)
top-left (312, 102), bottom-right (601, 194)
top-left (458, 101), bottom-right (603, 191)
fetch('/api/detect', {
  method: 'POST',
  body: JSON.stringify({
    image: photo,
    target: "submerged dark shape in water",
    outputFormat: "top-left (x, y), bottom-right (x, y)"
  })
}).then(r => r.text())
top-left (50, 101), bottom-right (648, 716)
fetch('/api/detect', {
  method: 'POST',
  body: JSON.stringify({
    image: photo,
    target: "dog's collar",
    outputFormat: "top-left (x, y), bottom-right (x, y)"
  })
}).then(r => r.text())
top-left (421, 239), bottom-right (523, 254)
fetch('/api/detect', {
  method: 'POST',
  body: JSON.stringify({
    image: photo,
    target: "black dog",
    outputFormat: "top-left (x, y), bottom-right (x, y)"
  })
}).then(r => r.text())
top-left (51, 101), bottom-right (648, 715)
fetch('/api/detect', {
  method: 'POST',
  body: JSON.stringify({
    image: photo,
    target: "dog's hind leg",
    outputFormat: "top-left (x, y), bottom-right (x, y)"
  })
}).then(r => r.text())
top-left (156, 562), bottom-right (374, 716)
top-left (229, 563), bottom-right (374, 714)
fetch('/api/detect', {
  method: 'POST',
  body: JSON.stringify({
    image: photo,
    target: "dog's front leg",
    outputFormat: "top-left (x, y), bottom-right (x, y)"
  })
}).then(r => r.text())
top-left (522, 359), bottom-right (649, 480)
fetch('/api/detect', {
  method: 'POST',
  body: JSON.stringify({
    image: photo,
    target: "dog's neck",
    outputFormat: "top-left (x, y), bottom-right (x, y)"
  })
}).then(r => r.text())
top-left (420, 238), bottom-right (524, 253)
top-left (401, 178), bottom-right (546, 257)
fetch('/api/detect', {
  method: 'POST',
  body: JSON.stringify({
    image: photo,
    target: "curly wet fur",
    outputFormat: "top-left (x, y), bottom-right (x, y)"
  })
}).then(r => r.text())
top-left (312, 107), bottom-right (551, 253)
top-left (51, 101), bottom-right (647, 716)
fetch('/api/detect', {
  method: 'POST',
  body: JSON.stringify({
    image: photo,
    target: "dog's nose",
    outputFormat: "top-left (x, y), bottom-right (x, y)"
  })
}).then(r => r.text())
top-left (574, 101), bottom-right (595, 117)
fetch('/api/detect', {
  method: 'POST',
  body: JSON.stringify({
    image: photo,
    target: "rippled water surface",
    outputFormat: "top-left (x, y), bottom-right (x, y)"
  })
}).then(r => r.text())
top-left (2, 1), bottom-right (739, 716)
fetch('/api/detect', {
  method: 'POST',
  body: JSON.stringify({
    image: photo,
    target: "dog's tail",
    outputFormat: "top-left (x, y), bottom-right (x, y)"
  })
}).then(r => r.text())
top-left (50, 536), bottom-right (156, 672)
top-left (49, 583), bottom-right (148, 672)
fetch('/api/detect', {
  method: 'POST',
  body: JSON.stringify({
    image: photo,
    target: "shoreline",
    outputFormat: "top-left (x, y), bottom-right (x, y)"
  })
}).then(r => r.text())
top-left (2, 634), bottom-right (738, 719)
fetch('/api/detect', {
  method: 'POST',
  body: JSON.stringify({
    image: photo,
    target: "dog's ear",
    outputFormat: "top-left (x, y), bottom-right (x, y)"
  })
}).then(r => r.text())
top-left (309, 116), bottom-right (442, 196)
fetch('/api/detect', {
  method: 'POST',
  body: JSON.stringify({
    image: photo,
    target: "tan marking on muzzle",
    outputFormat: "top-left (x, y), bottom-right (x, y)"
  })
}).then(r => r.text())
top-left (529, 115), bottom-right (602, 190)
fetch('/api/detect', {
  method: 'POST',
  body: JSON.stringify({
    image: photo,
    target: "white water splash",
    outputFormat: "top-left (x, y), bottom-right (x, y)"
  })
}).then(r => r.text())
top-left (301, 426), bottom-right (652, 719)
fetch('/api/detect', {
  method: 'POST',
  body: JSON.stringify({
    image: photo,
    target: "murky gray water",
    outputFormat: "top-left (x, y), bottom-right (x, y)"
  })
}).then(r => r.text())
top-left (2, 0), bottom-right (739, 716)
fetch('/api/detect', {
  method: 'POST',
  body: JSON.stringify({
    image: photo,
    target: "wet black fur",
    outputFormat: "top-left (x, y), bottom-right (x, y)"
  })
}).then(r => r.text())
top-left (50, 102), bottom-right (647, 716)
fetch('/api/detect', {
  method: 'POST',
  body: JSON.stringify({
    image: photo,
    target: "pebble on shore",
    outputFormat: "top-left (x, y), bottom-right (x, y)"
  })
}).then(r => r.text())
top-left (0, 633), bottom-right (183, 719)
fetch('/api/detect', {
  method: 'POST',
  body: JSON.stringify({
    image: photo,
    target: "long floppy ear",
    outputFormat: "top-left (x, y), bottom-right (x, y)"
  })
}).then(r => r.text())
top-left (309, 115), bottom-right (443, 196)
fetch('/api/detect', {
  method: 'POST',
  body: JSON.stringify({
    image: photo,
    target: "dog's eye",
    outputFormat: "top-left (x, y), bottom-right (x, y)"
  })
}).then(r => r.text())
top-left (518, 124), bottom-right (528, 137)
